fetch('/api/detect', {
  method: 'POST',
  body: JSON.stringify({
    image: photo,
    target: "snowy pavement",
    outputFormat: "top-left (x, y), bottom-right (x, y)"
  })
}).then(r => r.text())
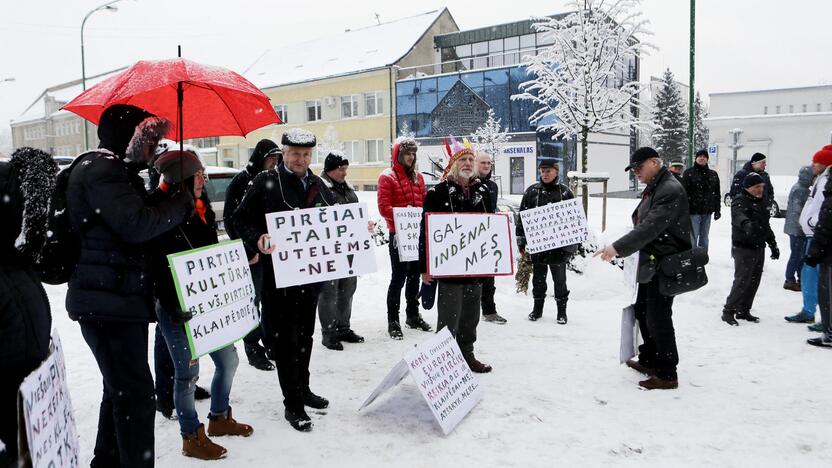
top-left (46, 196), bottom-right (832, 467)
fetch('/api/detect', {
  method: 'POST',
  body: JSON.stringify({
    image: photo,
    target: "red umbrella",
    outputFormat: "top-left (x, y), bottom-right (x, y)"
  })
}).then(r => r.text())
top-left (63, 58), bottom-right (281, 140)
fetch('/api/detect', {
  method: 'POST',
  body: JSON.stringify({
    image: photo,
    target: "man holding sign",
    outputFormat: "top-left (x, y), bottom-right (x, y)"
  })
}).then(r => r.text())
top-left (419, 137), bottom-right (495, 373)
top-left (517, 159), bottom-right (578, 324)
top-left (233, 129), bottom-right (336, 432)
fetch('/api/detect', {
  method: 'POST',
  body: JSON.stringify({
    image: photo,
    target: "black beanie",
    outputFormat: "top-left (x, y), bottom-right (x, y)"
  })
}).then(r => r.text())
top-left (750, 152), bottom-right (766, 163)
top-left (324, 152), bottom-right (349, 173)
top-left (97, 104), bottom-right (154, 157)
top-left (743, 172), bottom-right (765, 188)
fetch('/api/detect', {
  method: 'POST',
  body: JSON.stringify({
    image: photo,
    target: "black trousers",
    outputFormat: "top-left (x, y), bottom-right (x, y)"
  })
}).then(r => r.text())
top-left (243, 261), bottom-right (267, 355)
top-left (80, 321), bottom-right (155, 468)
top-left (437, 282), bottom-right (482, 355)
top-left (724, 246), bottom-right (765, 314)
top-left (634, 276), bottom-right (679, 381)
top-left (261, 285), bottom-right (318, 412)
top-left (480, 277), bottom-right (497, 315)
top-left (153, 323), bottom-right (174, 405)
top-left (386, 239), bottom-right (420, 322)
top-left (531, 263), bottom-right (569, 302)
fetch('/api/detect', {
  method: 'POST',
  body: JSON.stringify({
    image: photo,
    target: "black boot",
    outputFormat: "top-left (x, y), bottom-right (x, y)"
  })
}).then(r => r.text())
top-left (722, 310), bottom-right (739, 326)
top-left (556, 300), bottom-right (567, 325)
top-left (736, 310), bottom-right (760, 323)
top-left (528, 299), bottom-right (544, 321)
top-left (194, 385), bottom-right (211, 400)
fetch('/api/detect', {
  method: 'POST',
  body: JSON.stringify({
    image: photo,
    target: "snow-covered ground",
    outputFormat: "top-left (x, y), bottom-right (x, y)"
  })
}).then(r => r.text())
top-left (46, 195), bottom-right (832, 467)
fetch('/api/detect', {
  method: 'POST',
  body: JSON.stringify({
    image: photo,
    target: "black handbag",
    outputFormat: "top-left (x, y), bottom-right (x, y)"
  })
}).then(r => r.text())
top-left (656, 247), bottom-right (709, 296)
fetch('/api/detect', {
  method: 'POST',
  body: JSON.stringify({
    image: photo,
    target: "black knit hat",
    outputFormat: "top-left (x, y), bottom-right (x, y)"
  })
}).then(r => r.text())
top-left (743, 172), bottom-right (765, 188)
top-left (750, 152), bottom-right (766, 163)
top-left (324, 151), bottom-right (349, 173)
top-left (281, 128), bottom-right (316, 147)
top-left (538, 158), bottom-right (558, 169)
top-left (695, 149), bottom-right (709, 158)
top-left (625, 147), bottom-right (659, 171)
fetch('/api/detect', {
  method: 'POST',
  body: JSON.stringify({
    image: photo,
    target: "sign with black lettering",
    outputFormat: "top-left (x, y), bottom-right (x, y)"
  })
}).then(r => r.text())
top-left (168, 240), bottom-right (258, 358)
top-left (426, 213), bottom-right (514, 277)
top-left (519, 198), bottom-right (588, 254)
top-left (359, 327), bottom-right (481, 435)
top-left (393, 207), bottom-right (422, 262)
top-left (266, 203), bottom-right (377, 288)
top-left (18, 330), bottom-right (80, 468)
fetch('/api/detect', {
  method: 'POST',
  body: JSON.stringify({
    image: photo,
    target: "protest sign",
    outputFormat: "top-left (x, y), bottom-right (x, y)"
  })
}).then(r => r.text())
top-left (623, 252), bottom-right (640, 305)
top-left (620, 305), bottom-right (639, 364)
top-left (360, 328), bottom-right (482, 435)
top-left (393, 207), bottom-right (422, 262)
top-left (519, 198), bottom-right (589, 254)
top-left (266, 203), bottom-right (377, 288)
top-left (425, 213), bottom-right (514, 277)
top-left (168, 240), bottom-right (258, 359)
top-left (18, 330), bottom-right (80, 468)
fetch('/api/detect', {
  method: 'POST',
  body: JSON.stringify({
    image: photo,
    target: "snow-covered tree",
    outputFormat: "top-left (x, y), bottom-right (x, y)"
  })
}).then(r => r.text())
top-left (693, 91), bottom-right (710, 152)
top-left (471, 109), bottom-right (512, 162)
top-left (398, 120), bottom-right (415, 139)
top-left (317, 125), bottom-right (344, 162)
top-left (651, 68), bottom-right (687, 164)
top-left (512, 0), bottom-right (654, 214)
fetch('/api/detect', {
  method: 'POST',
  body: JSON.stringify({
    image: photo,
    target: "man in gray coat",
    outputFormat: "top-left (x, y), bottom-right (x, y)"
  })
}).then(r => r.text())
top-left (597, 147), bottom-right (692, 390)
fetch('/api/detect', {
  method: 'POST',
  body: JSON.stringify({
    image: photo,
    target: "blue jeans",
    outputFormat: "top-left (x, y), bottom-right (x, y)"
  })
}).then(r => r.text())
top-left (786, 235), bottom-right (807, 282)
top-left (690, 214), bottom-right (712, 252)
top-left (802, 240), bottom-right (819, 316)
top-left (155, 303), bottom-right (239, 435)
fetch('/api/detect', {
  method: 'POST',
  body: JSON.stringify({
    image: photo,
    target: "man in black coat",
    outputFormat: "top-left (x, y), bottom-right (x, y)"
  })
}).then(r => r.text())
top-left (0, 147), bottom-right (56, 465)
top-left (475, 151), bottom-right (507, 324)
top-left (722, 173), bottom-right (779, 326)
top-left (66, 104), bottom-right (193, 468)
top-left (597, 147), bottom-right (692, 390)
top-left (419, 147), bottom-right (493, 373)
top-left (683, 149), bottom-right (721, 252)
top-left (223, 138), bottom-right (281, 371)
top-left (730, 152), bottom-right (774, 208)
top-left (668, 160), bottom-right (684, 183)
top-left (517, 158), bottom-right (577, 324)
top-left (232, 129), bottom-right (335, 432)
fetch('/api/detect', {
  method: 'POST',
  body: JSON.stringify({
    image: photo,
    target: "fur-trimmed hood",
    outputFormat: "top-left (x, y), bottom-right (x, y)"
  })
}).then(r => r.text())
top-left (125, 116), bottom-right (170, 165)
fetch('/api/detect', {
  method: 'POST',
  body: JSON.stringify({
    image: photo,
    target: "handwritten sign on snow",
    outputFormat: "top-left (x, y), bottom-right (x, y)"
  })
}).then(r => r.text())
top-left (266, 203), bottom-right (377, 288)
top-left (18, 330), bottom-right (80, 468)
top-left (168, 240), bottom-right (259, 359)
top-left (359, 327), bottom-right (481, 435)
top-left (426, 213), bottom-right (514, 277)
top-left (393, 207), bottom-right (422, 262)
top-left (519, 198), bottom-right (589, 254)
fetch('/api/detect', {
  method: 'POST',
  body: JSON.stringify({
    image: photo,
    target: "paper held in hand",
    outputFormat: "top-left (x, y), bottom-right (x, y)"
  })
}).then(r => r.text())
top-left (359, 327), bottom-right (482, 435)
top-left (425, 213), bottom-right (514, 277)
top-left (519, 198), bottom-right (589, 254)
top-left (266, 203), bottom-right (377, 288)
top-left (393, 207), bottom-right (422, 262)
top-left (168, 240), bottom-right (259, 359)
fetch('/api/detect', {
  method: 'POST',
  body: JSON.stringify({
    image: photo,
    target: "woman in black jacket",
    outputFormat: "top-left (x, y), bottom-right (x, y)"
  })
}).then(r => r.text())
top-left (150, 151), bottom-right (253, 460)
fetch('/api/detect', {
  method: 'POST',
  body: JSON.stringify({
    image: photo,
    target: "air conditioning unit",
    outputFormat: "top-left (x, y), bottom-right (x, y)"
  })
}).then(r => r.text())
top-left (324, 96), bottom-right (336, 107)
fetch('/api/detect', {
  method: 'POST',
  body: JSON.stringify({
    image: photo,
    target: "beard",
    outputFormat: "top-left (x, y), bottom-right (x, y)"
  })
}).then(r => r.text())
top-left (458, 168), bottom-right (474, 179)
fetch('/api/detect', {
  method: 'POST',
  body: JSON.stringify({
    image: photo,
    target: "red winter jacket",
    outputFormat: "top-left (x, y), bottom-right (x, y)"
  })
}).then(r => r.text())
top-left (377, 142), bottom-right (426, 233)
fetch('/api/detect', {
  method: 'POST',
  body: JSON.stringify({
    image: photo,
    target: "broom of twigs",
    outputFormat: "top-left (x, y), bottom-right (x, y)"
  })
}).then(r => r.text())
top-left (515, 252), bottom-right (533, 294)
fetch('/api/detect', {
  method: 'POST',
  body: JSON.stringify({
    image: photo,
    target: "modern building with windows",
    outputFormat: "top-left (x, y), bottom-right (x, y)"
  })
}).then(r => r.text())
top-left (395, 15), bottom-right (639, 195)
top-left (216, 9), bottom-right (458, 190)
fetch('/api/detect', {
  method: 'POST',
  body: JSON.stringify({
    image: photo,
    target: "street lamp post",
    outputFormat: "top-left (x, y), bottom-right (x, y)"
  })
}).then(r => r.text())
top-left (81, 0), bottom-right (121, 151)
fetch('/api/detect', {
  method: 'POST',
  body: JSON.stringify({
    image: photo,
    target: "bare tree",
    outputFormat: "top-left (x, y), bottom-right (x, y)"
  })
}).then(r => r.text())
top-left (512, 0), bottom-right (655, 213)
top-left (471, 109), bottom-right (512, 193)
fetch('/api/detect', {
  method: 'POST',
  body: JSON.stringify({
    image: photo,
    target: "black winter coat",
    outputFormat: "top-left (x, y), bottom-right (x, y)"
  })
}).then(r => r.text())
top-left (321, 173), bottom-right (359, 205)
top-left (516, 181), bottom-right (577, 265)
top-left (222, 141), bottom-right (277, 239)
top-left (613, 167), bottom-right (693, 283)
top-left (480, 172), bottom-right (499, 213)
top-left (682, 163), bottom-right (721, 215)
top-left (418, 178), bottom-right (492, 284)
top-left (807, 177), bottom-right (832, 264)
top-left (66, 150), bottom-right (192, 322)
top-left (730, 190), bottom-right (776, 250)
top-left (730, 161), bottom-right (774, 205)
top-left (232, 163), bottom-right (335, 290)
top-left (149, 190), bottom-right (219, 318)
top-left (0, 149), bottom-right (56, 368)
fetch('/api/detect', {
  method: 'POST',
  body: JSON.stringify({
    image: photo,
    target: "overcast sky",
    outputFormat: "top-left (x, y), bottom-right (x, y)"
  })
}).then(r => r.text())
top-left (2, 0), bottom-right (831, 132)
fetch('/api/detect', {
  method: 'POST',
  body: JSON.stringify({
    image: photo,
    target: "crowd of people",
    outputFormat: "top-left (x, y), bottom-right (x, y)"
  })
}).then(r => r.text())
top-left (1, 102), bottom-right (831, 466)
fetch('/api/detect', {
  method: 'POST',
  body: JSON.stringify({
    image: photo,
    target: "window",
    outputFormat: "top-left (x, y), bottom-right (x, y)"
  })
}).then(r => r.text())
top-left (363, 184), bottom-right (377, 191)
top-left (341, 94), bottom-right (360, 118)
top-left (817, 103), bottom-right (822, 112)
top-left (273, 104), bottom-right (288, 124)
top-left (802, 104), bottom-right (808, 113)
top-left (365, 92), bottom-right (384, 116)
top-left (536, 31), bottom-right (554, 46)
top-left (306, 100), bottom-right (321, 121)
top-left (193, 136), bottom-right (219, 148)
top-left (74, 120), bottom-right (81, 134)
top-left (342, 140), bottom-right (361, 162)
top-left (775, 105), bottom-right (781, 114)
top-left (763, 106), bottom-right (768, 115)
top-left (789, 105), bottom-right (794, 113)
top-left (366, 139), bottom-right (385, 163)
top-left (455, 44), bottom-right (472, 58)
top-left (520, 34), bottom-right (536, 51)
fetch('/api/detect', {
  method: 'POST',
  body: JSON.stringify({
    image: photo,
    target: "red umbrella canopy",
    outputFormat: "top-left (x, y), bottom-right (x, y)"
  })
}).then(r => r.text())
top-left (63, 58), bottom-right (281, 140)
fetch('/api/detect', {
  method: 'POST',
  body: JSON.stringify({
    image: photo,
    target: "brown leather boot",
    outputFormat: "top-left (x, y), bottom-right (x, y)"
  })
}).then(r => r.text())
top-left (182, 424), bottom-right (227, 460)
top-left (207, 406), bottom-right (254, 437)
top-left (463, 353), bottom-right (492, 373)
top-left (638, 375), bottom-right (679, 390)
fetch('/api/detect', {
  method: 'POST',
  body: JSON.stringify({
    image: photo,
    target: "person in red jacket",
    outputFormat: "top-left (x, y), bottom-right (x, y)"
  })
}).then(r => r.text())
top-left (377, 137), bottom-right (432, 339)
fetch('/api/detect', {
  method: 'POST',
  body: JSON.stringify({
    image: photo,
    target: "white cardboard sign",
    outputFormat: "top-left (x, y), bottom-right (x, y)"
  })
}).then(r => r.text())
top-left (519, 198), bottom-right (589, 254)
top-left (393, 207), bottom-right (423, 262)
top-left (18, 330), bottom-right (80, 468)
top-left (359, 327), bottom-right (482, 435)
top-left (266, 203), bottom-right (377, 288)
top-left (425, 213), bottom-right (514, 277)
top-left (168, 240), bottom-right (259, 359)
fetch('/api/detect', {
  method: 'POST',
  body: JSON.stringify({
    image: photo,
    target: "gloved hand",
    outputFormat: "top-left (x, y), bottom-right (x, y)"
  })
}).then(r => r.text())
top-left (172, 307), bottom-right (195, 325)
top-left (714, 211), bottom-right (721, 221)
top-left (769, 244), bottom-right (780, 260)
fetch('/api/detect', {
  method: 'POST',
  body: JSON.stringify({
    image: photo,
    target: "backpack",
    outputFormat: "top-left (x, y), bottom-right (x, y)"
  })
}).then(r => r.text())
top-left (36, 152), bottom-right (96, 285)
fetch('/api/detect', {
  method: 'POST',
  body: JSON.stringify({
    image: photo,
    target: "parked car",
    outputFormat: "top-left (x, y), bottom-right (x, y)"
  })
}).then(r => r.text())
top-left (723, 174), bottom-right (793, 218)
top-left (53, 155), bottom-right (75, 170)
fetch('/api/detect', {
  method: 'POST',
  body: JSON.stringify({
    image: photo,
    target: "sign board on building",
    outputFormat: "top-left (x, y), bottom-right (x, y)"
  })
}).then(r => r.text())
top-left (393, 207), bottom-right (423, 262)
top-left (425, 213), bottom-right (514, 277)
